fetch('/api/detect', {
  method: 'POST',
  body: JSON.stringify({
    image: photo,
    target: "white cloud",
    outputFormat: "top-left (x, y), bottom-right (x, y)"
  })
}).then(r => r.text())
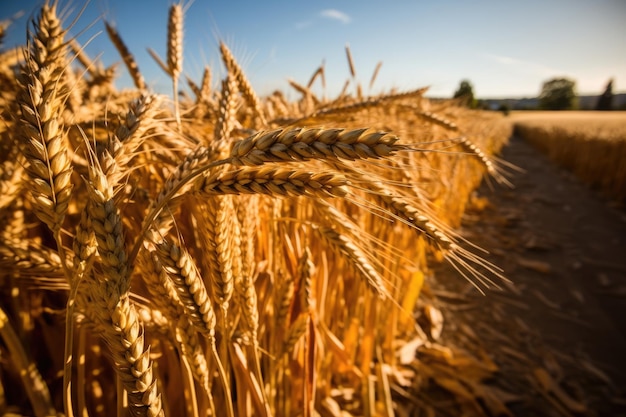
top-left (320, 9), bottom-right (351, 24)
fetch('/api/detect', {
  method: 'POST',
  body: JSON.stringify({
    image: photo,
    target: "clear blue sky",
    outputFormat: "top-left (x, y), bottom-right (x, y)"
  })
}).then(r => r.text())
top-left (2, 0), bottom-right (625, 99)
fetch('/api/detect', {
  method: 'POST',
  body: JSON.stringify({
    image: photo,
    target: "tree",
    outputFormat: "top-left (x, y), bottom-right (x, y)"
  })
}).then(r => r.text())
top-left (453, 79), bottom-right (477, 108)
top-left (595, 78), bottom-right (614, 111)
top-left (539, 77), bottom-right (577, 110)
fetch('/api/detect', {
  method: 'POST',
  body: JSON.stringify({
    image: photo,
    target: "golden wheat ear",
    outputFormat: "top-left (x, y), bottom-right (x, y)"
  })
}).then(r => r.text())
top-left (104, 21), bottom-right (146, 90)
top-left (219, 41), bottom-right (267, 126)
top-left (167, 3), bottom-right (183, 128)
top-left (17, 1), bottom-right (74, 237)
top-left (229, 127), bottom-right (407, 166)
top-left (83, 146), bottom-right (163, 417)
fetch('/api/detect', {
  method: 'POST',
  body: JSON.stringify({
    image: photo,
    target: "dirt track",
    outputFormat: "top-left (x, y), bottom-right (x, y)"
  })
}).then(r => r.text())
top-left (431, 134), bottom-right (626, 416)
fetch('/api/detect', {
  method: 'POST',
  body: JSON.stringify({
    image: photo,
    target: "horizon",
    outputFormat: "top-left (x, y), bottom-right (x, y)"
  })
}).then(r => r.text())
top-left (1, 0), bottom-right (624, 100)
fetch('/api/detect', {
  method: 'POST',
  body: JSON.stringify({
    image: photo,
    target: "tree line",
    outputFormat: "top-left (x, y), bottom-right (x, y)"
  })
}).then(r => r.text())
top-left (452, 78), bottom-right (616, 111)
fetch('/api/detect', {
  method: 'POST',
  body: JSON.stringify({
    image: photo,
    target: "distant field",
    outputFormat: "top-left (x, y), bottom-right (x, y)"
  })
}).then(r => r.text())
top-left (512, 111), bottom-right (626, 202)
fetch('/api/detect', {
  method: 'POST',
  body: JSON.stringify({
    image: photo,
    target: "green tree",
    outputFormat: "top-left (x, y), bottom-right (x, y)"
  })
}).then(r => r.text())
top-left (453, 79), bottom-right (477, 108)
top-left (539, 77), bottom-right (577, 110)
top-left (595, 78), bottom-right (613, 111)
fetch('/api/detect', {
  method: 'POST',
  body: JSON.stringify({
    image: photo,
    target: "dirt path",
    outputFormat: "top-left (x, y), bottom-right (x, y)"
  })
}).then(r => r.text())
top-left (429, 135), bottom-right (626, 416)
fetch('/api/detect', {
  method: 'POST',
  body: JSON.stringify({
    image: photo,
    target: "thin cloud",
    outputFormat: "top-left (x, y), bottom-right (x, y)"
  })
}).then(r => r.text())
top-left (320, 9), bottom-right (351, 24)
top-left (295, 20), bottom-right (313, 30)
top-left (483, 53), bottom-right (562, 77)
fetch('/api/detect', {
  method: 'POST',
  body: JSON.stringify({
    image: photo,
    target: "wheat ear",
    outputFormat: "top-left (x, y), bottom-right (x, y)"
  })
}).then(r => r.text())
top-left (457, 136), bottom-right (513, 187)
top-left (281, 314), bottom-right (310, 356)
top-left (140, 251), bottom-right (214, 401)
top-left (195, 194), bottom-right (241, 388)
top-left (166, 3), bottom-right (183, 129)
top-left (296, 247), bottom-right (316, 313)
top-left (0, 160), bottom-right (24, 210)
top-left (411, 108), bottom-right (459, 130)
top-left (219, 41), bottom-right (266, 125)
top-left (104, 21), bottom-right (146, 90)
top-left (230, 127), bottom-right (405, 165)
top-left (152, 241), bottom-right (234, 417)
top-left (199, 65), bottom-right (212, 103)
top-left (369, 61), bottom-right (382, 90)
top-left (196, 166), bottom-right (349, 198)
top-left (16, 2), bottom-right (73, 236)
top-left (85, 160), bottom-right (163, 417)
top-left (306, 61), bottom-right (325, 90)
top-left (313, 225), bottom-right (389, 299)
top-left (17, 9), bottom-right (77, 413)
top-left (345, 43), bottom-right (356, 79)
top-left (154, 239), bottom-right (217, 334)
top-left (214, 73), bottom-right (238, 143)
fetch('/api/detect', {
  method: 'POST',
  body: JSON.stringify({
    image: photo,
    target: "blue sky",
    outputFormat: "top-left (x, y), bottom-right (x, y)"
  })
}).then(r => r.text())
top-left (2, 0), bottom-right (625, 99)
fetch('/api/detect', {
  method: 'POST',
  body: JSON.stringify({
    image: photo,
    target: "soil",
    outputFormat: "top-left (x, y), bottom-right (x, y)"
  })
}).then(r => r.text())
top-left (428, 135), bottom-right (626, 417)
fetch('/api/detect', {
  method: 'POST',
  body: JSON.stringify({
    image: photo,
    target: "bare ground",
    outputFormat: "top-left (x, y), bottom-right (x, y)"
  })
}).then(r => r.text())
top-left (426, 135), bottom-right (626, 417)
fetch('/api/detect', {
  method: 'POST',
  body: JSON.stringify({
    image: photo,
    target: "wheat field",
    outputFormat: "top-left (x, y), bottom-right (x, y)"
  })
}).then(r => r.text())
top-left (0, 3), bottom-right (513, 416)
top-left (512, 111), bottom-right (626, 202)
